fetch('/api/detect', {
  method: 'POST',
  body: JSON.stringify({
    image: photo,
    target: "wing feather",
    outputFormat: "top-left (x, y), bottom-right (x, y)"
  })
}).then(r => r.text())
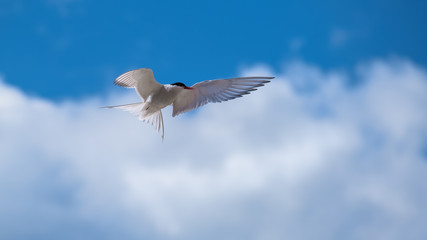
top-left (114, 71), bottom-right (137, 88)
top-left (172, 76), bottom-right (273, 117)
top-left (113, 68), bottom-right (162, 102)
top-left (141, 110), bottom-right (164, 141)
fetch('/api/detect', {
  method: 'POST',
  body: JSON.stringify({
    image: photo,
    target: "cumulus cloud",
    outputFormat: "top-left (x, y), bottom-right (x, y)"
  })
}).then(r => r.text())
top-left (0, 58), bottom-right (427, 240)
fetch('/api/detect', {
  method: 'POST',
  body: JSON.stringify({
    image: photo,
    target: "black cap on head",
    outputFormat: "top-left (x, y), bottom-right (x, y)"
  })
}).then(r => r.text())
top-left (171, 82), bottom-right (187, 87)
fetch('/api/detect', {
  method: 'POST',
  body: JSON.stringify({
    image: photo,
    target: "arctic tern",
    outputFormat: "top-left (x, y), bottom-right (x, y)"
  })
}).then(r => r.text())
top-left (104, 68), bottom-right (273, 140)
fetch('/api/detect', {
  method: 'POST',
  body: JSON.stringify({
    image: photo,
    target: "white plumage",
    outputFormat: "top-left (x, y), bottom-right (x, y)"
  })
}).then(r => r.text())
top-left (104, 68), bottom-right (273, 140)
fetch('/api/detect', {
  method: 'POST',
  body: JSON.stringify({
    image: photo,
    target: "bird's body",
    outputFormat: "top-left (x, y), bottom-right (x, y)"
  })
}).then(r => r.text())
top-left (104, 68), bottom-right (273, 140)
top-left (140, 84), bottom-right (182, 115)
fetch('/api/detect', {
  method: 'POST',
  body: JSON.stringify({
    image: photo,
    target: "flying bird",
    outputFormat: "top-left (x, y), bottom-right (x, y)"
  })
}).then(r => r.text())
top-left (104, 68), bottom-right (273, 140)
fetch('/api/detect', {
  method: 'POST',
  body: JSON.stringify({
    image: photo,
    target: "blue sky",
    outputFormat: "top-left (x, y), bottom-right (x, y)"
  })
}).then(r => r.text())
top-left (1, 0), bottom-right (427, 99)
top-left (1, 1), bottom-right (427, 240)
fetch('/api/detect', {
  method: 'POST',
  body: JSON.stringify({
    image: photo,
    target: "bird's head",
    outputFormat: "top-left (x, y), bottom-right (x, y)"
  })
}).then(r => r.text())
top-left (171, 82), bottom-right (193, 89)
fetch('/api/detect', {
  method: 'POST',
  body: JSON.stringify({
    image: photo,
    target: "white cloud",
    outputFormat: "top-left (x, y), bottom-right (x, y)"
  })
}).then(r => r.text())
top-left (1, 58), bottom-right (427, 239)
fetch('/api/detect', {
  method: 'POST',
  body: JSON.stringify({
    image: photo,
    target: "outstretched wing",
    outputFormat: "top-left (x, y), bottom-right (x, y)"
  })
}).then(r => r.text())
top-left (114, 68), bottom-right (162, 102)
top-left (172, 76), bottom-right (273, 117)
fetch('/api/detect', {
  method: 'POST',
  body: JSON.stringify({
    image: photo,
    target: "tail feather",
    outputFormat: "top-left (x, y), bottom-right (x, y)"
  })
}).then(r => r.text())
top-left (141, 110), bottom-right (164, 140)
top-left (103, 102), bottom-right (164, 140)
top-left (102, 102), bottom-right (144, 116)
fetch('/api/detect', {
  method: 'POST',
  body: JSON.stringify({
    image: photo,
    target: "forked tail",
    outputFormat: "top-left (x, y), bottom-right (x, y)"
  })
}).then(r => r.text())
top-left (102, 103), bottom-right (164, 140)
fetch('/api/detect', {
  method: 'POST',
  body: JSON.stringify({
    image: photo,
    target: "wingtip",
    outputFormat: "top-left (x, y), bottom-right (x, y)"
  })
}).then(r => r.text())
top-left (113, 81), bottom-right (125, 87)
top-left (261, 77), bottom-right (274, 81)
top-left (248, 76), bottom-right (275, 79)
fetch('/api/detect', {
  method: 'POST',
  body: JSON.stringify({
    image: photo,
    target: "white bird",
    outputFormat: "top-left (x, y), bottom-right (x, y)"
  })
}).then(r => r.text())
top-left (104, 68), bottom-right (273, 140)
